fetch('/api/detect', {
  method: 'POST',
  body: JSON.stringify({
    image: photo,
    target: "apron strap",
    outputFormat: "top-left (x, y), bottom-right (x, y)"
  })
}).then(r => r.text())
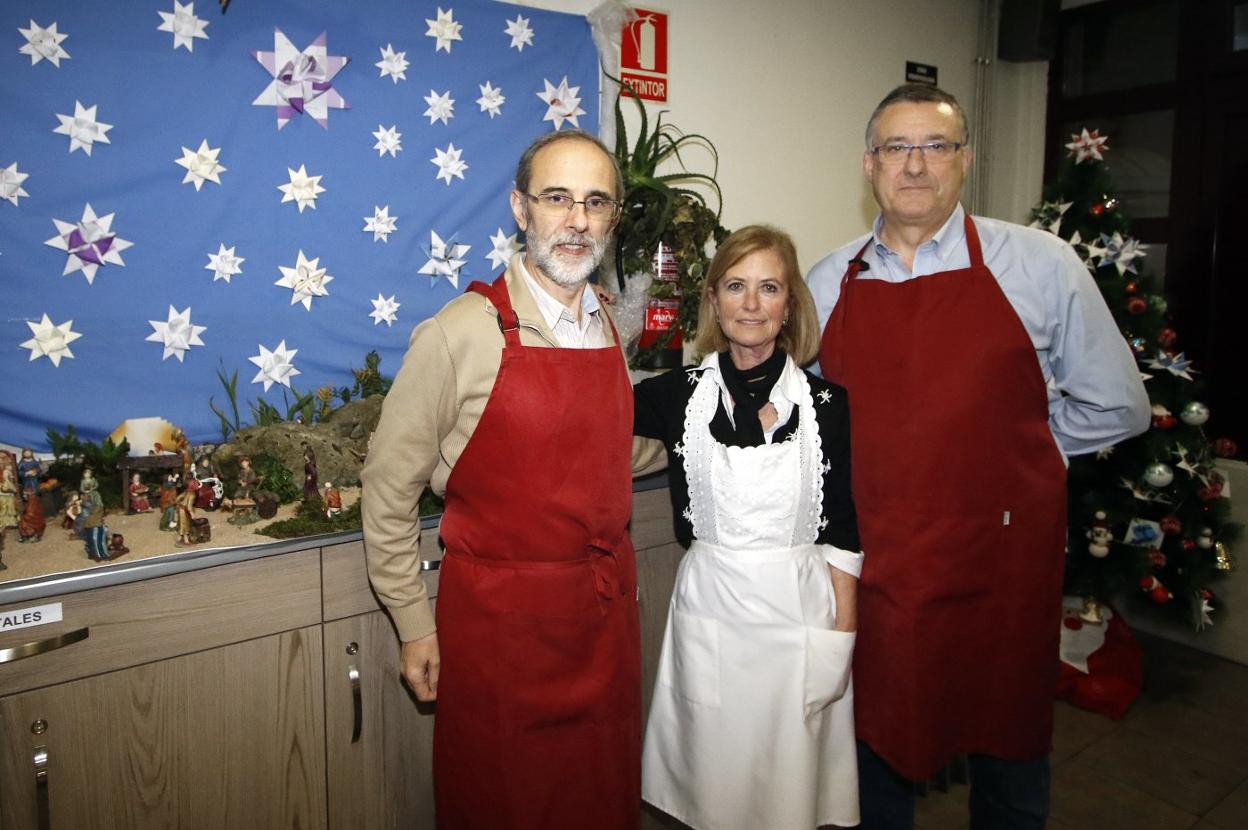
top-left (962, 214), bottom-right (985, 269)
top-left (466, 274), bottom-right (521, 348)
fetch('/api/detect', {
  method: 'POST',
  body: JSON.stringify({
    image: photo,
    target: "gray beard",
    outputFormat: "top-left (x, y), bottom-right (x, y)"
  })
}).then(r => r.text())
top-left (527, 232), bottom-right (609, 288)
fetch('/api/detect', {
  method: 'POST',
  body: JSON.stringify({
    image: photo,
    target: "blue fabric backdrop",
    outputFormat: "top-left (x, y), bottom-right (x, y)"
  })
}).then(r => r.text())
top-left (1, 0), bottom-right (599, 450)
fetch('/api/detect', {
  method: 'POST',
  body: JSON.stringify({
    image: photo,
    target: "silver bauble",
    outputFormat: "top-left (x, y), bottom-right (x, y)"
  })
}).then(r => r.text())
top-left (1143, 462), bottom-right (1174, 488)
top-left (1180, 401), bottom-right (1210, 426)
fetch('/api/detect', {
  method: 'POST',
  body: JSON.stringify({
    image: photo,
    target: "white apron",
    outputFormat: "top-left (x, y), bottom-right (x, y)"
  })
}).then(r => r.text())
top-left (641, 356), bottom-right (859, 830)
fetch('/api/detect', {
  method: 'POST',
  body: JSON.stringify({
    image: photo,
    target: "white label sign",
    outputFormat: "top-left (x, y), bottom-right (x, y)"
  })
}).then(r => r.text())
top-left (0, 603), bottom-right (64, 633)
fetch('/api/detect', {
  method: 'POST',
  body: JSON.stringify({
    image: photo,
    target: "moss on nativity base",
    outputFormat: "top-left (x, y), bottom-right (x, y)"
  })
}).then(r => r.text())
top-left (256, 498), bottom-right (362, 539)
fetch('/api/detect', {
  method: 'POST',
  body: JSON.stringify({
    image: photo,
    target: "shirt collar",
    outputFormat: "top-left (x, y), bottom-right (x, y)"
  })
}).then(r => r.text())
top-left (872, 203), bottom-right (966, 264)
top-left (699, 351), bottom-right (800, 430)
top-left (516, 256), bottom-right (600, 331)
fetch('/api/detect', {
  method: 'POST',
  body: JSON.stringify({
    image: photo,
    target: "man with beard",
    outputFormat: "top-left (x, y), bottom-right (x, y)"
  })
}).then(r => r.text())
top-left (363, 130), bottom-right (640, 830)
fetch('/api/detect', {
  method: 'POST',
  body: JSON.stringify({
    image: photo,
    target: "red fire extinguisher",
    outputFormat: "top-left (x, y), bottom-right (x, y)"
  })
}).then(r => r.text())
top-left (636, 240), bottom-right (683, 369)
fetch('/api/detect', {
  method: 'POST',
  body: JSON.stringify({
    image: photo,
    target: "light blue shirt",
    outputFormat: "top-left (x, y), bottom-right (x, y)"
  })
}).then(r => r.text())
top-left (806, 204), bottom-right (1150, 458)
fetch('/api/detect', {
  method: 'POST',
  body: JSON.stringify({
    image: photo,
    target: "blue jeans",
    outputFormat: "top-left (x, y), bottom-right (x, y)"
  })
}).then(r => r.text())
top-left (857, 741), bottom-right (1050, 830)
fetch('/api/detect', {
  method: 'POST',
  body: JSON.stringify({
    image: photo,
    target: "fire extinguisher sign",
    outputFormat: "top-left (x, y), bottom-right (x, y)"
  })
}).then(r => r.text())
top-left (620, 7), bottom-right (669, 103)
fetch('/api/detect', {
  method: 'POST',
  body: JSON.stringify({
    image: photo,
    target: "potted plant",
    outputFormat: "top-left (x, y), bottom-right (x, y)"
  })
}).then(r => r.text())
top-left (610, 82), bottom-right (728, 368)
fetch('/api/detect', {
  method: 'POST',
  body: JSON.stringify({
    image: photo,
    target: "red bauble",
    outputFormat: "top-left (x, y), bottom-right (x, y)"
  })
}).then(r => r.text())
top-left (1124, 281), bottom-right (1138, 294)
top-left (1183, 539), bottom-right (1197, 550)
top-left (1198, 484), bottom-right (1223, 502)
top-left (1152, 414), bottom-right (1177, 429)
top-left (1127, 297), bottom-right (1148, 314)
top-left (1214, 438), bottom-right (1239, 458)
top-left (1150, 585), bottom-right (1173, 604)
top-left (1200, 588), bottom-right (1214, 601)
top-left (1157, 327), bottom-right (1178, 348)
top-left (1139, 575), bottom-right (1158, 590)
top-left (1147, 549), bottom-right (1167, 568)
top-left (1160, 516), bottom-right (1183, 535)
top-left (1090, 202), bottom-right (1105, 216)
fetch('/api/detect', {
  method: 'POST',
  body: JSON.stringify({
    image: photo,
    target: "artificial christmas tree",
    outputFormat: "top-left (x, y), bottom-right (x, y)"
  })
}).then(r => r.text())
top-left (1030, 129), bottom-right (1240, 630)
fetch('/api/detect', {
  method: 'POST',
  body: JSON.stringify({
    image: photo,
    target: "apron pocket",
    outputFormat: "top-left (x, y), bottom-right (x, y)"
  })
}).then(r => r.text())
top-left (663, 608), bottom-right (721, 707)
top-left (803, 627), bottom-right (855, 718)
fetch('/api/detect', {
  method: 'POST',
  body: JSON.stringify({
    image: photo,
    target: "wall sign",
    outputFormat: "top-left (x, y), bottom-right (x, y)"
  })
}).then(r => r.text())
top-left (906, 61), bottom-right (938, 86)
top-left (621, 7), bottom-right (669, 102)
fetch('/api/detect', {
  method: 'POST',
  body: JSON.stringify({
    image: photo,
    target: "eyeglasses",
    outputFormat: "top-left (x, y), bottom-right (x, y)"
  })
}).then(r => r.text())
top-left (523, 192), bottom-right (621, 221)
top-left (870, 141), bottom-right (964, 165)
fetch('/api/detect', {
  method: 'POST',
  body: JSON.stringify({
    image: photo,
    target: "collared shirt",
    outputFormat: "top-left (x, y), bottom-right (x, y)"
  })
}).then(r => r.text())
top-left (517, 257), bottom-right (608, 349)
top-left (699, 351), bottom-right (801, 444)
top-left (806, 204), bottom-right (1150, 458)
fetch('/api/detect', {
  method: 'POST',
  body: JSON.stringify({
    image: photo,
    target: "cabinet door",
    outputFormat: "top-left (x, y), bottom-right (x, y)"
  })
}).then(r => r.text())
top-left (323, 610), bottom-right (435, 830)
top-left (0, 626), bottom-right (326, 830)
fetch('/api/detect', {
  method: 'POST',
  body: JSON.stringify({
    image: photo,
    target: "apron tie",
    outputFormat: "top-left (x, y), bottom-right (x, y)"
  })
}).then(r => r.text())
top-left (588, 537), bottom-right (626, 604)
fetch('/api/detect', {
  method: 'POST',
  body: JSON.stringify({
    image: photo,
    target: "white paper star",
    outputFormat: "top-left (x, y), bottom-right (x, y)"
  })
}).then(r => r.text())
top-left (1, 163), bottom-right (30, 207)
top-left (44, 204), bottom-right (133, 284)
top-left (1029, 200), bottom-right (1073, 236)
top-left (205, 244), bottom-right (244, 282)
top-left (1097, 231), bottom-right (1146, 276)
top-left (53, 101), bottom-right (112, 155)
top-left (477, 81), bottom-right (505, 118)
top-left (156, 2), bottom-right (209, 52)
top-left (1065, 128), bottom-right (1109, 164)
top-left (276, 250), bottom-right (333, 310)
top-left (175, 139), bottom-right (226, 191)
top-left (537, 77), bottom-right (586, 131)
top-left (375, 43), bottom-right (409, 83)
top-left (373, 124), bottom-right (402, 158)
top-left (249, 340), bottom-right (300, 391)
top-left (253, 30), bottom-right (350, 130)
top-left (1146, 351), bottom-right (1196, 381)
top-left (425, 7), bottom-right (463, 53)
top-left (20, 314), bottom-right (82, 367)
top-left (278, 165), bottom-right (325, 212)
top-left (424, 89), bottom-right (455, 125)
top-left (504, 15), bottom-right (534, 51)
top-left (419, 231), bottom-right (470, 288)
top-left (431, 143), bottom-right (468, 185)
top-left (485, 228), bottom-right (522, 270)
top-left (369, 294), bottom-right (401, 327)
top-left (1174, 446), bottom-right (1200, 478)
top-left (18, 20), bottom-right (70, 67)
top-left (1196, 597), bottom-right (1215, 631)
top-left (364, 206), bottom-right (398, 242)
top-left (146, 305), bottom-right (206, 362)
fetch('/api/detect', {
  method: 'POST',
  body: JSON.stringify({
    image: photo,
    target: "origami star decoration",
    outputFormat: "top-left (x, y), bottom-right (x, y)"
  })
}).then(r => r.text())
top-left (156, 2), bottom-right (209, 52)
top-left (419, 231), bottom-right (470, 288)
top-left (373, 125), bottom-right (402, 157)
top-left (375, 43), bottom-right (409, 82)
top-left (485, 228), bottom-right (522, 270)
top-left (1065, 128), bottom-right (1109, 164)
top-left (278, 165), bottom-right (324, 212)
top-left (1196, 596), bottom-right (1215, 631)
top-left (538, 77), bottom-right (586, 131)
top-left (21, 314), bottom-right (82, 367)
top-left (146, 305), bottom-right (207, 362)
top-left (1, 162), bottom-right (30, 207)
top-left (431, 144), bottom-right (468, 185)
top-left (477, 82), bottom-right (505, 118)
top-left (369, 294), bottom-right (401, 326)
top-left (1028, 200), bottom-right (1073, 236)
top-left (364, 206), bottom-right (397, 242)
top-left (1068, 230), bottom-right (1108, 271)
top-left (44, 204), bottom-right (133, 284)
top-left (275, 250), bottom-right (333, 310)
top-left (1174, 446), bottom-right (1200, 478)
top-left (1146, 351), bottom-right (1196, 381)
top-left (505, 15), bottom-right (534, 51)
top-left (205, 244), bottom-right (244, 282)
top-left (53, 101), bottom-right (112, 155)
top-left (18, 20), bottom-right (70, 67)
top-left (424, 89), bottom-right (455, 125)
top-left (425, 8), bottom-right (463, 53)
top-left (249, 340), bottom-right (300, 391)
top-left (253, 30), bottom-right (350, 129)
top-left (175, 139), bottom-right (226, 190)
top-left (1097, 231), bottom-right (1146, 276)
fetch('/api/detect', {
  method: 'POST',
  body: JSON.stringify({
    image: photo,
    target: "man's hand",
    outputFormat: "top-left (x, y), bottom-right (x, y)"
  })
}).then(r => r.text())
top-left (400, 632), bottom-right (440, 701)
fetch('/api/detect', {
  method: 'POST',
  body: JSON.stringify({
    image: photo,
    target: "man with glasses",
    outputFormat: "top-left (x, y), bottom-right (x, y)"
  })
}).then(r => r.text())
top-left (363, 130), bottom-right (640, 829)
top-left (807, 84), bottom-right (1148, 828)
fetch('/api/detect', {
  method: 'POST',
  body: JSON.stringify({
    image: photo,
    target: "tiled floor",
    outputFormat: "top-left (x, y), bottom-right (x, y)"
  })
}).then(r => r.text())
top-left (915, 633), bottom-right (1248, 830)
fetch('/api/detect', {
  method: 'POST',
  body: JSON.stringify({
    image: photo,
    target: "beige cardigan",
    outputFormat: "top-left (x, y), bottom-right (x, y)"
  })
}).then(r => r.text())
top-left (362, 256), bottom-right (664, 642)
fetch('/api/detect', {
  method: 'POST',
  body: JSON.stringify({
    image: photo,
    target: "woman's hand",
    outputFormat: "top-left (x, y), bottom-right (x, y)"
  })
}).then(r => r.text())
top-left (829, 564), bottom-right (858, 632)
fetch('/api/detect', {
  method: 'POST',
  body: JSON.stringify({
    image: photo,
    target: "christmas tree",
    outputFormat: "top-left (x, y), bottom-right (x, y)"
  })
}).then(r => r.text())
top-left (1029, 129), bottom-right (1240, 630)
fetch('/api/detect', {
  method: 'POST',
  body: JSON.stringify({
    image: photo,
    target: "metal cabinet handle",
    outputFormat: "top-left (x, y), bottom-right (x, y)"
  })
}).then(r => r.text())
top-left (34, 745), bottom-right (49, 830)
top-left (0, 627), bottom-right (89, 664)
top-left (349, 665), bottom-right (362, 743)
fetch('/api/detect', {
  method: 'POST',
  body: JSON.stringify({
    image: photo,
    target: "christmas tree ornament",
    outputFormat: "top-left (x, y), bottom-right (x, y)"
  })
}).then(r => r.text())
top-left (1149, 295), bottom-right (1168, 314)
top-left (1150, 585), bottom-right (1173, 604)
top-left (1195, 593), bottom-right (1215, 630)
top-left (1147, 549), bottom-right (1166, 568)
top-left (1090, 202), bottom-right (1105, 217)
top-left (1157, 327), bottom-right (1177, 348)
top-left (1127, 297), bottom-right (1148, 314)
top-left (1143, 462), bottom-right (1174, 488)
top-left (1180, 401), bottom-right (1210, 426)
top-left (1213, 438), bottom-right (1239, 458)
top-left (1124, 281), bottom-right (1138, 294)
top-left (1182, 539), bottom-right (1196, 551)
top-left (1200, 588), bottom-right (1214, 601)
top-left (1160, 515), bottom-right (1183, 535)
top-left (1086, 511), bottom-right (1112, 558)
top-left (1129, 337), bottom-right (1147, 354)
top-left (1215, 541), bottom-right (1234, 571)
top-left (1079, 597), bottom-right (1105, 624)
top-left (1151, 405), bottom-right (1176, 429)
top-left (1197, 484), bottom-right (1223, 502)
top-left (1197, 528), bottom-right (1214, 549)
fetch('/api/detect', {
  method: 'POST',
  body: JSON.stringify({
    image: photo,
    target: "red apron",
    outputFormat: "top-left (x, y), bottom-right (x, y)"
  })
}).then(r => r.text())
top-left (433, 275), bottom-right (641, 829)
top-left (820, 216), bottom-right (1067, 780)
